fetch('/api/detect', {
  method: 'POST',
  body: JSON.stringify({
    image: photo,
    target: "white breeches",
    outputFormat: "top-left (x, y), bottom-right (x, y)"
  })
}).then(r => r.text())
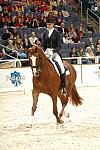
top-left (45, 48), bottom-right (65, 74)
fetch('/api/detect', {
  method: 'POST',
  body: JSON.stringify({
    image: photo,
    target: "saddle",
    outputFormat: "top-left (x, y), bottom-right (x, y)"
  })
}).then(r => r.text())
top-left (53, 60), bottom-right (70, 76)
top-left (47, 58), bottom-right (70, 94)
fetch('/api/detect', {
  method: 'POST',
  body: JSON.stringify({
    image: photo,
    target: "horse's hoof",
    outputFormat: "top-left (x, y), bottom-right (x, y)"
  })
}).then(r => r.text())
top-left (59, 113), bottom-right (63, 119)
top-left (64, 113), bottom-right (70, 118)
top-left (63, 111), bottom-right (70, 118)
top-left (31, 111), bottom-right (34, 116)
top-left (57, 119), bottom-right (64, 124)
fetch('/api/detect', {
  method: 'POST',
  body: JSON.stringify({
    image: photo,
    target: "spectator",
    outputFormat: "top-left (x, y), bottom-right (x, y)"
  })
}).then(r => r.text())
top-left (14, 38), bottom-right (23, 51)
top-left (9, 18), bottom-right (16, 28)
top-left (7, 12), bottom-right (12, 22)
top-left (6, 39), bottom-right (16, 55)
top-left (77, 47), bottom-right (85, 57)
top-left (15, 1), bottom-right (24, 12)
top-left (78, 25), bottom-right (85, 39)
top-left (56, 11), bottom-right (64, 22)
top-left (95, 47), bottom-right (100, 63)
top-left (96, 38), bottom-right (100, 48)
top-left (63, 32), bottom-right (73, 44)
top-left (38, 32), bottom-right (44, 46)
top-left (55, 18), bottom-right (62, 27)
top-left (16, 12), bottom-right (22, 21)
top-left (58, 22), bottom-right (66, 34)
top-left (67, 24), bottom-right (75, 39)
top-left (31, 17), bottom-right (39, 28)
top-left (22, 33), bottom-right (31, 49)
top-left (0, 16), bottom-right (5, 28)
top-left (8, 33), bottom-right (14, 41)
top-left (69, 47), bottom-right (78, 64)
top-left (11, 27), bottom-right (21, 39)
top-left (2, 28), bottom-right (10, 40)
top-left (39, 16), bottom-right (47, 27)
top-left (72, 31), bottom-right (80, 43)
top-left (86, 23), bottom-right (95, 35)
top-left (14, 37), bottom-right (27, 59)
top-left (85, 37), bottom-right (95, 50)
top-left (77, 47), bottom-right (86, 64)
top-left (15, 18), bottom-right (24, 28)
top-left (57, 1), bottom-right (66, 11)
top-left (41, 1), bottom-right (47, 13)
top-left (85, 46), bottom-right (95, 63)
top-left (3, 6), bottom-right (9, 17)
top-left (29, 32), bottom-right (38, 46)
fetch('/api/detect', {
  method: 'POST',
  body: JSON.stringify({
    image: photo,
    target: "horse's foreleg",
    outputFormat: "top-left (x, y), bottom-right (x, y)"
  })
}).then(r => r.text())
top-left (31, 90), bottom-right (39, 116)
top-left (52, 95), bottom-right (64, 124)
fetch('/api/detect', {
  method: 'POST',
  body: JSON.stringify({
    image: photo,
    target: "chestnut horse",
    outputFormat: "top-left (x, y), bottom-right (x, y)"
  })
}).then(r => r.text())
top-left (28, 45), bottom-right (83, 124)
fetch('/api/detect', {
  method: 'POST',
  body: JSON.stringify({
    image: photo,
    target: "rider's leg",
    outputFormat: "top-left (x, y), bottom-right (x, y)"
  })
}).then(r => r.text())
top-left (60, 72), bottom-right (67, 94)
top-left (53, 53), bottom-right (67, 94)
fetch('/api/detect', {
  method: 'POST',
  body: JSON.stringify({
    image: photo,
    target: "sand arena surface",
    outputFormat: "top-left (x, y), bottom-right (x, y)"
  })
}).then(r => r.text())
top-left (0, 86), bottom-right (100, 150)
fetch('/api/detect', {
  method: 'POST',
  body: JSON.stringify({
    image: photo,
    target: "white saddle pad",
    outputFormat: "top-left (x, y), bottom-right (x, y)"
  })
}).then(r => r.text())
top-left (49, 59), bottom-right (70, 76)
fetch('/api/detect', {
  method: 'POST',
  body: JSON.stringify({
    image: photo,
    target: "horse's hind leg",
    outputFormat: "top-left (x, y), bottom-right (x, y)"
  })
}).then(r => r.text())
top-left (52, 95), bottom-right (64, 124)
top-left (58, 94), bottom-right (69, 119)
top-left (31, 90), bottom-right (39, 116)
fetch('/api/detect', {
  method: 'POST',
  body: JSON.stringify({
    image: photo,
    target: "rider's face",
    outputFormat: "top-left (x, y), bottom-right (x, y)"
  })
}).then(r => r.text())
top-left (47, 23), bottom-right (54, 29)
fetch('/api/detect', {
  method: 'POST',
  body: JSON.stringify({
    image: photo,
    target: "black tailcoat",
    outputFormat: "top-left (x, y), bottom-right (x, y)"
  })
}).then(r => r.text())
top-left (42, 29), bottom-right (61, 54)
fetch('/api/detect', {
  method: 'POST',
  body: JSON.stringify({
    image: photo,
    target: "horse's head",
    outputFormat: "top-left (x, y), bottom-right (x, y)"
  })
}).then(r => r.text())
top-left (28, 46), bottom-right (42, 77)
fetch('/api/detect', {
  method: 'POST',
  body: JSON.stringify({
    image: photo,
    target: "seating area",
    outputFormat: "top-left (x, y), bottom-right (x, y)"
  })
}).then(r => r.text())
top-left (0, 0), bottom-right (100, 67)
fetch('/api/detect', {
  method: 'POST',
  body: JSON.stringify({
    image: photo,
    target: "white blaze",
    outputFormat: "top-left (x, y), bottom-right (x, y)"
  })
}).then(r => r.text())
top-left (30, 55), bottom-right (37, 75)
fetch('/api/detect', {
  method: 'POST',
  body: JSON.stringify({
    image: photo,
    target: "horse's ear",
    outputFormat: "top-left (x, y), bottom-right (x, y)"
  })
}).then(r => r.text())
top-left (28, 48), bottom-right (32, 53)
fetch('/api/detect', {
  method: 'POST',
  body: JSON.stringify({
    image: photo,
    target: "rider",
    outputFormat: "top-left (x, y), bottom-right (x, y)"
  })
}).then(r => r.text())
top-left (42, 17), bottom-right (67, 94)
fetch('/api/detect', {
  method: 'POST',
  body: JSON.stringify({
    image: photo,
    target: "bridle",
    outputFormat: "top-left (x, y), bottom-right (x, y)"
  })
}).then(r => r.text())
top-left (29, 46), bottom-right (42, 77)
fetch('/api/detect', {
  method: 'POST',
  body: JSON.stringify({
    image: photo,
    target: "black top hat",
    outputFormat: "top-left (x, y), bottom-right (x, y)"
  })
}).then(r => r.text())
top-left (46, 18), bottom-right (55, 24)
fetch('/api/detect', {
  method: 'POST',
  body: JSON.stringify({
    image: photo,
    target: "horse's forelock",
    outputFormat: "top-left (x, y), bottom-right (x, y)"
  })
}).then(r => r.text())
top-left (29, 46), bottom-right (36, 55)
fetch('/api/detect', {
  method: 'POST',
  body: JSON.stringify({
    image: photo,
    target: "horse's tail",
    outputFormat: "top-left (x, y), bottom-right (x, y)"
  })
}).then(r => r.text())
top-left (71, 84), bottom-right (83, 106)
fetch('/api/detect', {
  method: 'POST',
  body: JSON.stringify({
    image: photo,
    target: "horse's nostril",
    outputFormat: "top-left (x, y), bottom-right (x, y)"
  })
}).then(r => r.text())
top-left (35, 72), bottom-right (39, 77)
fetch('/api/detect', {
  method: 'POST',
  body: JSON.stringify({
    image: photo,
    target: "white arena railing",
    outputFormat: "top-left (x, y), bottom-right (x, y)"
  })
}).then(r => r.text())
top-left (63, 56), bottom-right (100, 64)
top-left (0, 58), bottom-right (100, 93)
top-left (0, 56), bottom-right (100, 67)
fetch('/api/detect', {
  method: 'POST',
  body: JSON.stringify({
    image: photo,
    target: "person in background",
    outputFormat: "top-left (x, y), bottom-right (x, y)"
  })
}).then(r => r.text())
top-left (95, 47), bottom-right (100, 63)
top-left (2, 28), bottom-right (11, 41)
top-left (78, 24), bottom-right (85, 39)
top-left (6, 39), bottom-right (16, 57)
top-left (96, 38), bottom-right (100, 48)
top-left (58, 22), bottom-right (66, 34)
top-left (72, 31), bottom-right (80, 43)
top-left (69, 47), bottom-right (78, 64)
top-left (22, 33), bottom-right (31, 49)
top-left (63, 31), bottom-right (73, 44)
top-left (86, 23), bottom-right (95, 35)
top-left (77, 47), bottom-right (86, 64)
top-left (85, 46), bottom-right (95, 64)
top-left (85, 37), bottom-right (95, 50)
top-left (14, 38), bottom-right (27, 59)
top-left (29, 32), bottom-right (39, 47)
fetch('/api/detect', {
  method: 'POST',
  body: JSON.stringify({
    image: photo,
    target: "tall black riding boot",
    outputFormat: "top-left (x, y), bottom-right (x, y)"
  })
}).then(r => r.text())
top-left (61, 72), bottom-right (67, 94)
